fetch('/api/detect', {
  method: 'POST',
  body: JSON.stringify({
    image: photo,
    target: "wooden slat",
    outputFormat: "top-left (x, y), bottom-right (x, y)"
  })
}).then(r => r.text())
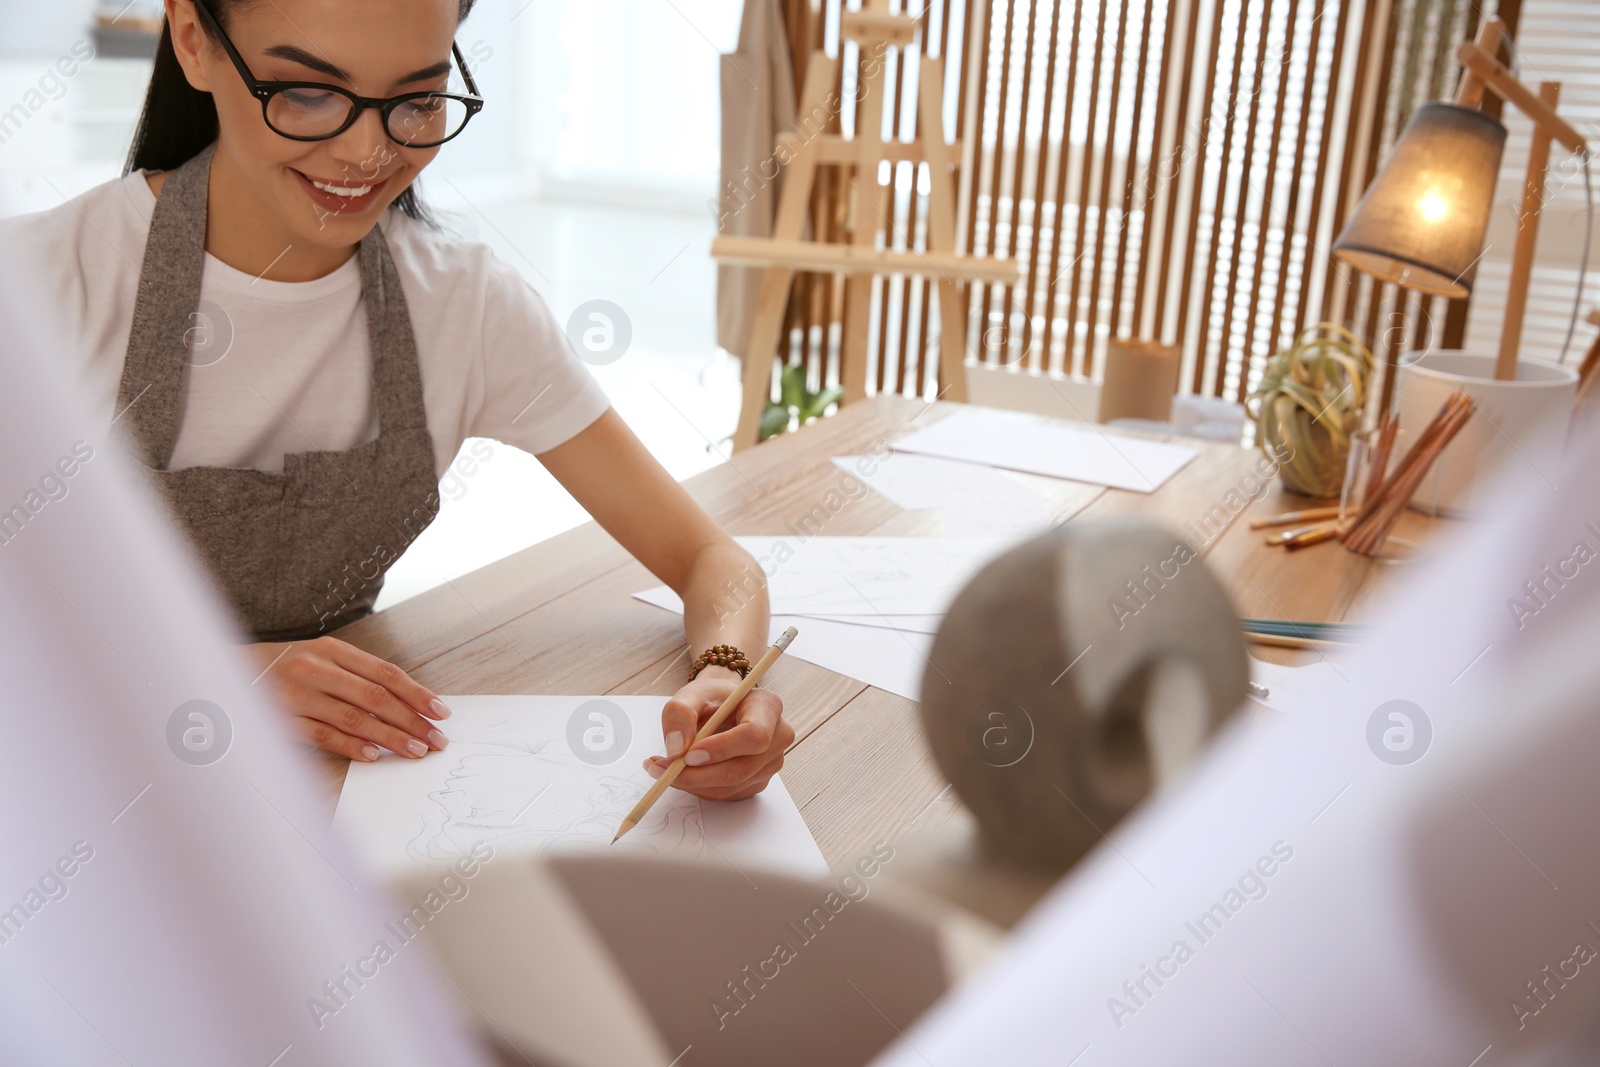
top-left (1131, 0), bottom-right (1176, 340)
top-left (1268, 0), bottom-right (1326, 350)
top-left (1191, 0), bottom-right (1254, 397)
top-left (1066, 0), bottom-right (1112, 377)
top-left (995, 0), bottom-right (1040, 368)
top-left (959, 0), bottom-right (992, 360)
top-left (979, 0), bottom-right (1019, 366)
top-left (1176, 0), bottom-right (1229, 389)
top-left (1109, 0), bottom-right (1157, 344)
top-left (1154, 0), bottom-right (1206, 342)
top-left (1085, 0), bottom-right (1135, 377)
top-left (1021, 0), bottom-right (1063, 374)
top-left (1240, 0), bottom-right (1299, 394)
top-left (1039, 0), bottom-right (1088, 374)
top-left (1219, 0), bottom-right (1277, 403)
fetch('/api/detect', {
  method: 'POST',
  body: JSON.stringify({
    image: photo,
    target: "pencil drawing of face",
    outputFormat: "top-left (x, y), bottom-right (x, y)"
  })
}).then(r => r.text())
top-left (403, 724), bottom-right (705, 866)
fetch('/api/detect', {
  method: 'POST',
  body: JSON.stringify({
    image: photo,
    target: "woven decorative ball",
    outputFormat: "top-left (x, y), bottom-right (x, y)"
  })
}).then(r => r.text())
top-left (1249, 323), bottom-right (1374, 499)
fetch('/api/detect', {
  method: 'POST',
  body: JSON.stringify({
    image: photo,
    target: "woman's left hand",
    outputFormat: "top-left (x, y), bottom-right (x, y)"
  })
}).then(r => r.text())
top-left (647, 667), bottom-right (794, 800)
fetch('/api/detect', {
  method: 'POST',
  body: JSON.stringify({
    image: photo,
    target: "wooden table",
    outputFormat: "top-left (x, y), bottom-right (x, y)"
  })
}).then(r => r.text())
top-left (321, 395), bottom-right (1439, 867)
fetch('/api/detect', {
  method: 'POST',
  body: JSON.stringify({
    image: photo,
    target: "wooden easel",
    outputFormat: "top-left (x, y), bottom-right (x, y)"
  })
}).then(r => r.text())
top-left (714, 0), bottom-right (1019, 450)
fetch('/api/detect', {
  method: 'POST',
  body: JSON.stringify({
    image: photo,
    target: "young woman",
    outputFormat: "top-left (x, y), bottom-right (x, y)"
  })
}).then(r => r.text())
top-left (2, 0), bottom-right (789, 800)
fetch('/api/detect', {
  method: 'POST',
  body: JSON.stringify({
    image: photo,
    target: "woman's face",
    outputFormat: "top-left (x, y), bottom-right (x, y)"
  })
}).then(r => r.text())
top-left (175, 0), bottom-right (461, 249)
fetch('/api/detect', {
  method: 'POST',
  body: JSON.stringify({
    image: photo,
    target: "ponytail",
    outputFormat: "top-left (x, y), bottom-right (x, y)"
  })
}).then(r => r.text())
top-left (124, 0), bottom-right (477, 225)
top-left (125, 21), bottom-right (218, 175)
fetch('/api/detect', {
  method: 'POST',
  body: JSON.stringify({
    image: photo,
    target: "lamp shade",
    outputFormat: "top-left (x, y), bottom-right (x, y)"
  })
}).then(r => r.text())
top-left (1332, 102), bottom-right (1507, 299)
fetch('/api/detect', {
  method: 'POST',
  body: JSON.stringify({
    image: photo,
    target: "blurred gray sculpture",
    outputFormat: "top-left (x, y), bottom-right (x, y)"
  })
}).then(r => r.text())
top-left (903, 518), bottom-right (1249, 924)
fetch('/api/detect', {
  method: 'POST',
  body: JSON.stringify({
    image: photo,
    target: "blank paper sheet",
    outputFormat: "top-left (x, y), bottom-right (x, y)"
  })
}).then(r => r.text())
top-left (890, 406), bottom-right (1198, 493)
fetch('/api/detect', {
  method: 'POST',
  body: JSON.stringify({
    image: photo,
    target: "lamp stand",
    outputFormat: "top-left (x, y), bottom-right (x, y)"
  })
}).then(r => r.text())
top-left (1455, 21), bottom-right (1590, 380)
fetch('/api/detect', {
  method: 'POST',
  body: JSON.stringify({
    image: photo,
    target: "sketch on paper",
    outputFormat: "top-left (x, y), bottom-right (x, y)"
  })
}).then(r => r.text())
top-left (401, 734), bottom-right (707, 866)
top-left (335, 696), bottom-right (829, 882)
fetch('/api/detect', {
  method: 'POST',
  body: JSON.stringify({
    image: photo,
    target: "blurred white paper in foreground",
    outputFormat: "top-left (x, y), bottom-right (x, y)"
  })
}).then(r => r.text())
top-left (0, 249), bottom-right (486, 1066)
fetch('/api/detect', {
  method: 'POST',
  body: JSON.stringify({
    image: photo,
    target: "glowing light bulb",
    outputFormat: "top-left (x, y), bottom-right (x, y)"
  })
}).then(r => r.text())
top-left (1418, 190), bottom-right (1449, 223)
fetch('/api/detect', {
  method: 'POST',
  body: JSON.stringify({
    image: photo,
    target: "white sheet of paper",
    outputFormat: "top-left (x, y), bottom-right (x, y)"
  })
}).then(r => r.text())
top-left (832, 453), bottom-right (1051, 535)
top-left (792, 613), bottom-right (944, 635)
top-left (1248, 655), bottom-right (1355, 715)
top-left (630, 591), bottom-right (933, 700)
top-left (890, 405), bottom-right (1198, 493)
top-left (334, 696), bottom-right (828, 882)
top-left (635, 535), bottom-right (1001, 617)
top-left (766, 615), bottom-right (932, 700)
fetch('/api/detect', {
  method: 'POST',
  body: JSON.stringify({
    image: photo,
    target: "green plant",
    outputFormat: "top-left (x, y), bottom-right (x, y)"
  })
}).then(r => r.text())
top-left (1249, 323), bottom-right (1374, 499)
top-left (760, 364), bottom-right (844, 441)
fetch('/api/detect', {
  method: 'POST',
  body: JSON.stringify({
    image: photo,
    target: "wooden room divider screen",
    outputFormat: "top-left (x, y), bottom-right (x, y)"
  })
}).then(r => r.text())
top-left (763, 0), bottom-right (1516, 425)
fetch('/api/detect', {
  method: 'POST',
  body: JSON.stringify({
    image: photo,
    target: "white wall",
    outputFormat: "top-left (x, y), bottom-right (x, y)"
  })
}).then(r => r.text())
top-left (515, 0), bottom-right (741, 209)
top-left (0, 0), bottom-right (100, 59)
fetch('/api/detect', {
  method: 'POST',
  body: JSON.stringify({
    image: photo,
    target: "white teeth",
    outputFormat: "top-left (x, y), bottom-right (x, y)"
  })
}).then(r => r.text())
top-left (310, 179), bottom-right (373, 198)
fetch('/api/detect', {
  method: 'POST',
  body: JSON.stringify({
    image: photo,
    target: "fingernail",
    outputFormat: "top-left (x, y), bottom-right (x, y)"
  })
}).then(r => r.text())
top-left (685, 749), bottom-right (711, 766)
top-left (361, 744), bottom-right (380, 761)
top-left (428, 729), bottom-right (448, 750)
top-left (665, 731), bottom-right (684, 758)
top-left (643, 759), bottom-right (663, 779)
top-left (430, 698), bottom-right (452, 719)
top-left (406, 738), bottom-right (428, 758)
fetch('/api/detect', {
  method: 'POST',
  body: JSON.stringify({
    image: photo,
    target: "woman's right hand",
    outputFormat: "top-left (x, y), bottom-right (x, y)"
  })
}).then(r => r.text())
top-left (248, 637), bottom-right (450, 762)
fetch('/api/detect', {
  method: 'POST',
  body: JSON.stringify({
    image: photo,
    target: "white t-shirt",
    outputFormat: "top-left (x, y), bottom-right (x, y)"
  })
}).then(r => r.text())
top-left (0, 170), bottom-right (611, 476)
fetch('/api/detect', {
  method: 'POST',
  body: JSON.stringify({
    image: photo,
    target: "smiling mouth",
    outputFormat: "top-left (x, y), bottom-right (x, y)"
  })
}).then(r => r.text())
top-left (293, 169), bottom-right (390, 212)
top-left (311, 179), bottom-right (374, 197)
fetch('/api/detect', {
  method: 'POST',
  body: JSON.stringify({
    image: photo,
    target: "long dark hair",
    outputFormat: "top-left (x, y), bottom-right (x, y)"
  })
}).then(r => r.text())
top-left (124, 0), bottom-right (475, 224)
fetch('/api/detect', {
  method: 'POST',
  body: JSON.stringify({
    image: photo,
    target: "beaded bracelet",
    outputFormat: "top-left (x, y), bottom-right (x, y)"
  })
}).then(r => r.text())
top-left (689, 644), bottom-right (751, 681)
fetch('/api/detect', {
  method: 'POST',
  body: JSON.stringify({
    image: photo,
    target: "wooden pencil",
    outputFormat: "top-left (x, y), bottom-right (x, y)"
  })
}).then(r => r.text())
top-left (1282, 521), bottom-right (1343, 550)
top-left (1249, 505), bottom-right (1342, 531)
top-left (1360, 413), bottom-right (1400, 511)
top-left (1343, 392), bottom-right (1462, 537)
top-left (1345, 392), bottom-right (1473, 555)
top-left (612, 626), bottom-right (798, 843)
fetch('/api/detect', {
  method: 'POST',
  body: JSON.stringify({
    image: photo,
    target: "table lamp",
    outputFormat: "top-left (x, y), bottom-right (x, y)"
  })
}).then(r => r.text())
top-left (1330, 102), bottom-right (1505, 301)
top-left (1334, 18), bottom-right (1590, 378)
top-left (1330, 18), bottom-right (1589, 513)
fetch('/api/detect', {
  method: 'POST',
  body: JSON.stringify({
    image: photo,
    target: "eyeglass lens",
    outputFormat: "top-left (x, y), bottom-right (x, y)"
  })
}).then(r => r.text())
top-left (266, 89), bottom-right (471, 146)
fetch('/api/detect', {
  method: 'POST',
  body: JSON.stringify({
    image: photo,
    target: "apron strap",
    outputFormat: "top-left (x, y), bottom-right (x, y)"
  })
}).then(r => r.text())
top-left (357, 227), bottom-right (428, 437)
top-left (116, 142), bottom-right (216, 470)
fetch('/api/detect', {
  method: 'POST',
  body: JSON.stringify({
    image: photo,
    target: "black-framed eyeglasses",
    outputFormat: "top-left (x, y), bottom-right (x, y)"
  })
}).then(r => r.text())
top-left (193, 0), bottom-right (484, 148)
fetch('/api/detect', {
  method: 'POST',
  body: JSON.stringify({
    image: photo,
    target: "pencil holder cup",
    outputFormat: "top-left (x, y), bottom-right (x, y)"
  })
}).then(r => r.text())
top-left (1395, 351), bottom-right (1576, 516)
top-left (918, 519), bottom-right (1249, 875)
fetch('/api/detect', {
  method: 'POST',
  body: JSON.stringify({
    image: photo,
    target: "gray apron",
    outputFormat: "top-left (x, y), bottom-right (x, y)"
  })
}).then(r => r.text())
top-left (114, 143), bottom-right (440, 642)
